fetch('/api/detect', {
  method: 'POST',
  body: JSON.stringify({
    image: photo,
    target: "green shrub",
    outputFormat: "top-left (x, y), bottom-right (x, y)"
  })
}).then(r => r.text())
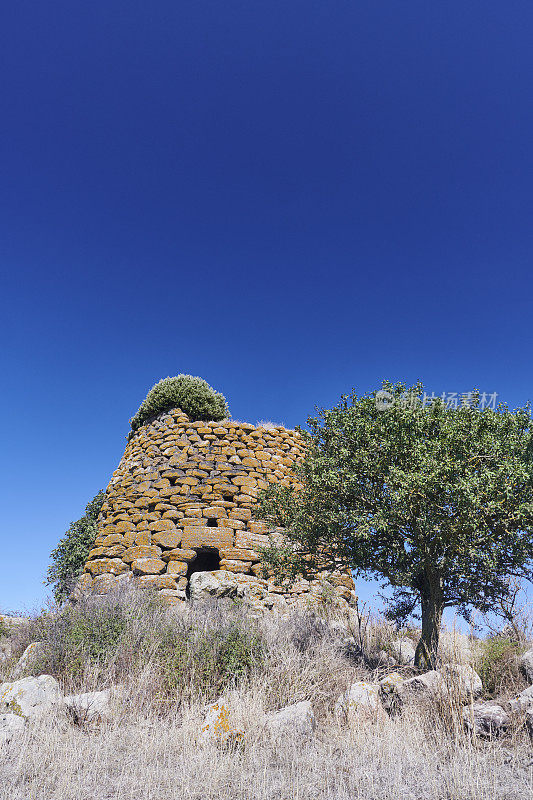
top-left (45, 490), bottom-right (105, 604)
top-left (0, 616), bottom-right (9, 639)
top-left (156, 622), bottom-right (263, 698)
top-left (23, 589), bottom-right (264, 701)
top-left (129, 375), bottom-right (229, 433)
top-left (474, 635), bottom-right (525, 696)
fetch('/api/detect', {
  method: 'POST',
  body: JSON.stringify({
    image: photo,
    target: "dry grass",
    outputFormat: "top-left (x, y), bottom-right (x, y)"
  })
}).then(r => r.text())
top-left (2, 592), bottom-right (533, 799)
top-left (1, 692), bottom-right (533, 800)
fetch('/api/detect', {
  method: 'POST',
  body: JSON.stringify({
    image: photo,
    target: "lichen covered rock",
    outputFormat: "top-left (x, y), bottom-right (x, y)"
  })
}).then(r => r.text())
top-left (0, 675), bottom-right (64, 720)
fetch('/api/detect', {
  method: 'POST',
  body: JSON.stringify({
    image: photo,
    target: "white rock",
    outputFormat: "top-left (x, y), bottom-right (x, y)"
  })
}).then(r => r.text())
top-left (200, 698), bottom-right (243, 746)
top-left (396, 670), bottom-right (444, 702)
top-left (462, 702), bottom-right (509, 737)
top-left (64, 690), bottom-right (113, 724)
top-left (508, 684), bottom-right (533, 714)
top-left (379, 671), bottom-right (406, 713)
top-left (0, 713), bottom-right (25, 745)
top-left (12, 642), bottom-right (45, 678)
top-left (264, 700), bottom-right (316, 738)
top-left (0, 675), bottom-right (64, 720)
top-left (334, 681), bottom-right (381, 723)
top-left (519, 649), bottom-right (533, 683)
top-left (439, 664), bottom-right (483, 699)
top-left (189, 571), bottom-right (240, 601)
top-left (390, 638), bottom-right (416, 665)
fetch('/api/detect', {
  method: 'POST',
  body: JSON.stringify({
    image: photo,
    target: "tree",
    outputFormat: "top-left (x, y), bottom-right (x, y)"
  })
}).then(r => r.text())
top-left (46, 490), bottom-right (105, 603)
top-left (258, 382), bottom-right (533, 668)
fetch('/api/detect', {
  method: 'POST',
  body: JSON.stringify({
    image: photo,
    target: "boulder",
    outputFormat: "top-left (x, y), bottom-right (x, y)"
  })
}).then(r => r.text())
top-left (519, 649), bottom-right (533, 683)
top-left (64, 689), bottom-right (114, 724)
top-left (12, 642), bottom-right (45, 678)
top-left (379, 671), bottom-right (407, 713)
top-left (508, 684), bottom-right (533, 714)
top-left (390, 638), bottom-right (416, 665)
top-left (0, 713), bottom-right (25, 745)
top-left (439, 664), bottom-right (483, 700)
top-left (264, 700), bottom-right (316, 739)
top-left (189, 571), bottom-right (240, 602)
top-left (0, 675), bottom-right (64, 719)
top-left (462, 702), bottom-right (509, 737)
top-left (334, 681), bottom-right (382, 723)
top-left (396, 670), bottom-right (444, 703)
top-left (200, 699), bottom-right (244, 747)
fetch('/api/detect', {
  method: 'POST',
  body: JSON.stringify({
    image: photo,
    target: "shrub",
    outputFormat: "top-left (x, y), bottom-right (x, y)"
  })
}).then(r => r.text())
top-left (281, 613), bottom-right (331, 653)
top-left (0, 616), bottom-right (9, 639)
top-left (45, 490), bottom-right (105, 604)
top-left (129, 375), bottom-right (229, 433)
top-left (20, 589), bottom-right (263, 701)
top-left (474, 635), bottom-right (525, 696)
top-left (156, 621), bottom-right (263, 698)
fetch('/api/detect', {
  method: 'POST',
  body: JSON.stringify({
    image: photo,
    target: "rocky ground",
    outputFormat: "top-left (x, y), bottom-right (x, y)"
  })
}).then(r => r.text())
top-left (1, 592), bottom-right (533, 799)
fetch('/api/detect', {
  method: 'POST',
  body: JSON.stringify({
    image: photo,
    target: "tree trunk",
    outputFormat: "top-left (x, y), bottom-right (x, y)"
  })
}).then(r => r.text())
top-left (414, 574), bottom-right (444, 670)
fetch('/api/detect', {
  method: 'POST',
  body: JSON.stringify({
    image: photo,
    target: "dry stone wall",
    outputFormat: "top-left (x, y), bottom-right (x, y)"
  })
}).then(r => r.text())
top-left (80, 409), bottom-right (355, 611)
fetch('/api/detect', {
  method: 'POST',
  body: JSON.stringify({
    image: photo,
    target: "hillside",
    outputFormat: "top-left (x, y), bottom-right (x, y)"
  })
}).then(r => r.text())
top-left (1, 587), bottom-right (533, 800)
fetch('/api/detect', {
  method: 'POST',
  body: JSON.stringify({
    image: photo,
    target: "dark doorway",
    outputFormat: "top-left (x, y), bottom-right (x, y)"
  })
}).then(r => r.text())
top-left (186, 548), bottom-right (221, 598)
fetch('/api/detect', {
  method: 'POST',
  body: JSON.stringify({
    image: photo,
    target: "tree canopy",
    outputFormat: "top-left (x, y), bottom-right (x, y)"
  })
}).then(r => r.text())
top-left (258, 382), bottom-right (533, 667)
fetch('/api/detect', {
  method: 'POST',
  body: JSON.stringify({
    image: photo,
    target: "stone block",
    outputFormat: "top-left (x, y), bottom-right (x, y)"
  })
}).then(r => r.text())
top-left (161, 548), bottom-right (197, 563)
top-left (181, 526), bottom-right (234, 549)
top-left (101, 534), bottom-right (125, 546)
top-left (151, 530), bottom-right (182, 549)
top-left (148, 519), bottom-right (176, 532)
top-left (219, 548), bottom-right (260, 562)
top-left (64, 689), bottom-right (115, 725)
top-left (235, 531), bottom-right (270, 550)
top-left (167, 561), bottom-right (188, 576)
top-left (137, 575), bottom-right (179, 590)
top-left (134, 530), bottom-right (151, 546)
top-left (264, 701), bottom-right (315, 739)
top-left (115, 521), bottom-right (135, 534)
top-left (247, 520), bottom-right (269, 534)
top-left (220, 560), bottom-right (252, 573)
top-left (0, 675), bottom-right (65, 719)
top-left (132, 558), bottom-right (166, 576)
top-left (229, 508), bottom-right (252, 521)
top-left (204, 507), bottom-right (228, 518)
top-left (92, 574), bottom-right (119, 593)
top-left (85, 558), bottom-right (128, 577)
top-left (231, 475), bottom-right (257, 487)
top-left (122, 545), bottom-right (162, 563)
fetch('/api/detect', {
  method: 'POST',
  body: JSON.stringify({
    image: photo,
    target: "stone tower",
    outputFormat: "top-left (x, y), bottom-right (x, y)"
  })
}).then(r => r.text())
top-left (80, 408), bottom-right (355, 611)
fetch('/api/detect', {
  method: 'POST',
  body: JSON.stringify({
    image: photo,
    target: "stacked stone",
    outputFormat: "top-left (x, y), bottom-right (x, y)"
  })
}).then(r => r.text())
top-left (79, 409), bottom-right (355, 607)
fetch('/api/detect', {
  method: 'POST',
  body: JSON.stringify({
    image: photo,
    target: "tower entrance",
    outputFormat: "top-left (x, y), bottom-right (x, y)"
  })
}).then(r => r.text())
top-left (185, 548), bottom-right (221, 597)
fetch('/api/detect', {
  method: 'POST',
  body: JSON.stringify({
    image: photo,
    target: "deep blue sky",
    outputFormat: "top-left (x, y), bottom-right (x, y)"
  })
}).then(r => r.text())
top-left (2, 1), bottom-right (533, 613)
